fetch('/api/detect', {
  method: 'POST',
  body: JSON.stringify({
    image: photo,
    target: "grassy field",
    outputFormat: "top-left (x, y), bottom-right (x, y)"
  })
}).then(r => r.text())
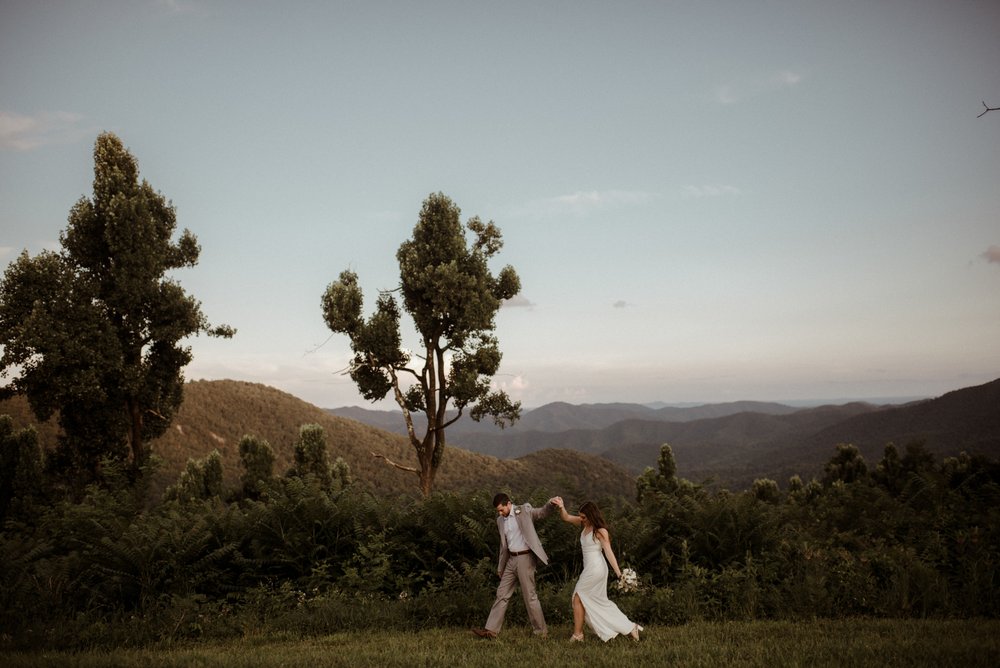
top-left (3, 619), bottom-right (998, 667)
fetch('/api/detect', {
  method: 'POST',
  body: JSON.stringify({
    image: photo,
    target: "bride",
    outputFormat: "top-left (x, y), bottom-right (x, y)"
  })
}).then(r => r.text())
top-left (553, 497), bottom-right (643, 642)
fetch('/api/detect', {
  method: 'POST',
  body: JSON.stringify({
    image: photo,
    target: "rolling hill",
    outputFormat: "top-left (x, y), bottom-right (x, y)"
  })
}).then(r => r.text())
top-left (329, 399), bottom-right (799, 436)
top-left (0, 380), bottom-right (637, 503)
top-left (331, 378), bottom-right (1000, 490)
top-left (331, 400), bottom-right (884, 465)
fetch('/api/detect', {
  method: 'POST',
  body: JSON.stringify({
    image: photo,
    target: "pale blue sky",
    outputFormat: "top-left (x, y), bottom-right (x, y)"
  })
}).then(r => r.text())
top-left (2, 0), bottom-right (999, 409)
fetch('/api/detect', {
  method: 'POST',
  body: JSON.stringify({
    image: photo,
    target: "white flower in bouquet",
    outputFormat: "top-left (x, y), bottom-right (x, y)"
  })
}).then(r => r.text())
top-left (617, 567), bottom-right (639, 593)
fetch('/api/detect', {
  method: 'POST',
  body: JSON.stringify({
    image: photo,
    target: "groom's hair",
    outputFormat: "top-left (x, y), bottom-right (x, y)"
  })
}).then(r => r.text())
top-left (493, 493), bottom-right (511, 507)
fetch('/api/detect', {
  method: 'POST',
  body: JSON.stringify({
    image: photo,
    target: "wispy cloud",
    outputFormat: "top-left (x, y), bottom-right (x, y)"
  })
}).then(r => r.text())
top-left (715, 86), bottom-right (739, 106)
top-left (363, 209), bottom-right (404, 224)
top-left (982, 245), bottom-right (1000, 264)
top-left (0, 110), bottom-right (87, 151)
top-left (681, 184), bottom-right (743, 198)
top-left (714, 69), bottom-right (804, 105)
top-left (518, 189), bottom-right (656, 218)
top-left (503, 294), bottom-right (535, 309)
top-left (490, 374), bottom-right (530, 402)
top-left (154, 0), bottom-right (200, 14)
top-left (776, 70), bottom-right (803, 87)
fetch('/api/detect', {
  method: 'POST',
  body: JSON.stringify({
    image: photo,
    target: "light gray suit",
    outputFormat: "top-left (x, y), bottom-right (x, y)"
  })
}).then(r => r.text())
top-left (484, 501), bottom-right (555, 635)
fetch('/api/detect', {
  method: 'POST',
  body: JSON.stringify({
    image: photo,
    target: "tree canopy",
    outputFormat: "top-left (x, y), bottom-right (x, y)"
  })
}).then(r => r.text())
top-left (0, 132), bottom-right (233, 490)
top-left (321, 192), bottom-right (520, 495)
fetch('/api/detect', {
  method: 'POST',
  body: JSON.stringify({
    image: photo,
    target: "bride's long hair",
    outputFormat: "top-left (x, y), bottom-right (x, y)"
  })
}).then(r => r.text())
top-left (578, 501), bottom-right (608, 541)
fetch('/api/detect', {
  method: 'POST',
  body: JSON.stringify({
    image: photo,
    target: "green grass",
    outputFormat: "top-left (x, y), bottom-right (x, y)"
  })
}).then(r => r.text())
top-left (3, 619), bottom-right (998, 667)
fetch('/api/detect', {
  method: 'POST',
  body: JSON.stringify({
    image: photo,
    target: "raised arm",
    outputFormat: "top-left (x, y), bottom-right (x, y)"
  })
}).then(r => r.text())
top-left (552, 496), bottom-right (583, 526)
top-left (596, 528), bottom-right (622, 578)
top-left (528, 497), bottom-right (559, 520)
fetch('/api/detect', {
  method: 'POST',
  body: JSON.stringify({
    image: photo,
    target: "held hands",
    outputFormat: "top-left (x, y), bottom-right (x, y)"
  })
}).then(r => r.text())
top-left (550, 496), bottom-right (564, 509)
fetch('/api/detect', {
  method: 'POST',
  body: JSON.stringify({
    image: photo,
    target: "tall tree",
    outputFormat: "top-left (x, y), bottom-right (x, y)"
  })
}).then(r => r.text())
top-left (322, 192), bottom-right (521, 496)
top-left (0, 416), bottom-right (44, 521)
top-left (0, 132), bottom-right (233, 489)
top-left (822, 443), bottom-right (869, 486)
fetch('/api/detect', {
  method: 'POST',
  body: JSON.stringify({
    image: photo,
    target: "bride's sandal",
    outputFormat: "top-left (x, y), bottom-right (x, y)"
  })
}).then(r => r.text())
top-left (570, 633), bottom-right (584, 642)
top-left (630, 624), bottom-right (643, 642)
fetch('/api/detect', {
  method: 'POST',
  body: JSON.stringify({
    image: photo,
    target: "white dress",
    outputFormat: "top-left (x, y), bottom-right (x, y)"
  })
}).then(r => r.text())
top-left (573, 530), bottom-right (636, 641)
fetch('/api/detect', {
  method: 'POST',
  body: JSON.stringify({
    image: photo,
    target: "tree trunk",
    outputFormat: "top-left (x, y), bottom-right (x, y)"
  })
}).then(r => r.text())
top-left (127, 397), bottom-right (143, 476)
top-left (418, 432), bottom-right (438, 497)
top-left (419, 463), bottom-right (433, 497)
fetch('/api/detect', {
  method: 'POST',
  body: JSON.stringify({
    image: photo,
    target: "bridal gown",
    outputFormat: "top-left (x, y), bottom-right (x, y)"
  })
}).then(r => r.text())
top-left (574, 530), bottom-right (636, 641)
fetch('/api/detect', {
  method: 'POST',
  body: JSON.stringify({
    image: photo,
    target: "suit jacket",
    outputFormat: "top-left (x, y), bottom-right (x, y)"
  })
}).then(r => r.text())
top-left (496, 501), bottom-right (554, 575)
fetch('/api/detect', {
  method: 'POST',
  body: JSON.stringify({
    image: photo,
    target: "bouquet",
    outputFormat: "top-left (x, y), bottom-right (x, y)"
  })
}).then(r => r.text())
top-left (616, 567), bottom-right (640, 593)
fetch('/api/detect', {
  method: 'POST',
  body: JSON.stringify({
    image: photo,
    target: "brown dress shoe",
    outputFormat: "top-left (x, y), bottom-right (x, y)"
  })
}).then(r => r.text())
top-left (472, 627), bottom-right (498, 639)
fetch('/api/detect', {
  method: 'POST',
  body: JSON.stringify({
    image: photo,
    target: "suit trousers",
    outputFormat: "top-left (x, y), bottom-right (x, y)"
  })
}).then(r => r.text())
top-left (485, 552), bottom-right (547, 635)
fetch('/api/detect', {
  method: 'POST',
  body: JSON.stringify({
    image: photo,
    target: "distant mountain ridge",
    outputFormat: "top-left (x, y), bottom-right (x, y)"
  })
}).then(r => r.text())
top-left (329, 379), bottom-right (1000, 489)
top-left (329, 399), bottom-right (800, 435)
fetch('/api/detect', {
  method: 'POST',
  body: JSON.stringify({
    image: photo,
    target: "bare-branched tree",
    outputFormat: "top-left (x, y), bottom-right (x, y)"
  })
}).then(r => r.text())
top-left (977, 101), bottom-right (998, 118)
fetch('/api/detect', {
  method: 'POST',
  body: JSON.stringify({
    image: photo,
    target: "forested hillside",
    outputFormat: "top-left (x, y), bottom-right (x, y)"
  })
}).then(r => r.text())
top-left (0, 380), bottom-right (636, 502)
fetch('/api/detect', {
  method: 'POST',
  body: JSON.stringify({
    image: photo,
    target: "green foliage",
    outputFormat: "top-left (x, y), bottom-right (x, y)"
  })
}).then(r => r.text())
top-left (637, 443), bottom-right (680, 501)
top-left (1, 437), bottom-right (999, 651)
top-left (330, 456), bottom-right (352, 491)
top-left (0, 416), bottom-right (44, 521)
top-left (823, 443), bottom-right (869, 485)
top-left (0, 133), bottom-right (233, 491)
top-left (750, 478), bottom-right (781, 504)
top-left (288, 424), bottom-right (334, 490)
top-left (0, 467), bottom-right (239, 635)
top-left (238, 475), bottom-right (359, 583)
top-left (164, 450), bottom-right (224, 502)
top-left (321, 192), bottom-right (521, 496)
top-left (237, 434), bottom-right (276, 500)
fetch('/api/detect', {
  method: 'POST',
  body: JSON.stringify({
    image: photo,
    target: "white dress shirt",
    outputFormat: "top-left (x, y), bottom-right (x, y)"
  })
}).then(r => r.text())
top-left (503, 512), bottom-right (529, 552)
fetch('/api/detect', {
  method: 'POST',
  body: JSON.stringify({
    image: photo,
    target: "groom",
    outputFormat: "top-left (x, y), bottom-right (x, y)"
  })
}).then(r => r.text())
top-left (472, 493), bottom-right (561, 639)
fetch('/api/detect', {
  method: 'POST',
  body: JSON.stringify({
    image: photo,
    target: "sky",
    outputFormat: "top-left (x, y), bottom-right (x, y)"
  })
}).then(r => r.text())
top-left (2, 0), bottom-right (999, 410)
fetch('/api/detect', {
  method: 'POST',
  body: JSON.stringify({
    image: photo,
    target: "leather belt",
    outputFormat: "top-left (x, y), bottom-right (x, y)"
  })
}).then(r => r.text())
top-left (509, 549), bottom-right (531, 556)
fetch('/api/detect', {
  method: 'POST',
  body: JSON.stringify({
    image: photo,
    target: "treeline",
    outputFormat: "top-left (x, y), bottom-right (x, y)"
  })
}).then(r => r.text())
top-left (2, 411), bottom-right (998, 650)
